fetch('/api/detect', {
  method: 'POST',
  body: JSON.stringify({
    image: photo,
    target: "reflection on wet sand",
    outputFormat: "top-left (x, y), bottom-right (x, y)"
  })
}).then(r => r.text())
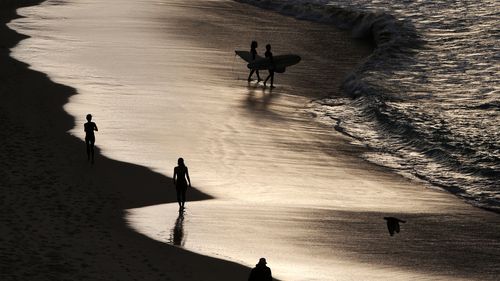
top-left (11, 0), bottom-right (500, 280)
top-left (245, 84), bottom-right (275, 113)
top-left (170, 210), bottom-right (186, 247)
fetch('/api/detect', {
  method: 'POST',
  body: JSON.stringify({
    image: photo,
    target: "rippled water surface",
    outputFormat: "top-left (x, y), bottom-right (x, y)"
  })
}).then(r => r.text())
top-left (240, 0), bottom-right (500, 210)
top-left (8, 0), bottom-right (500, 280)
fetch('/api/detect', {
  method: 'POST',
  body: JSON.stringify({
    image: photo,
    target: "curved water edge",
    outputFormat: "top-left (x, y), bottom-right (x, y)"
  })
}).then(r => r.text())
top-left (236, 0), bottom-right (500, 212)
top-left (0, 1), bottom-right (259, 279)
top-left (6, 1), bottom-right (500, 280)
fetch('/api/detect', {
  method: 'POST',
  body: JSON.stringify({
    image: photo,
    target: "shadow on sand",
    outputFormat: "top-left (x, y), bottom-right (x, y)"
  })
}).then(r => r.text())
top-left (3, 1), bottom-right (500, 280)
top-left (0, 2), bottom-right (254, 280)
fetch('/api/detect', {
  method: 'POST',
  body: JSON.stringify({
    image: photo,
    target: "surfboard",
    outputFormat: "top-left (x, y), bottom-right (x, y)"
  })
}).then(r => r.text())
top-left (235, 50), bottom-right (301, 73)
top-left (235, 50), bottom-right (263, 63)
top-left (247, 54), bottom-right (301, 71)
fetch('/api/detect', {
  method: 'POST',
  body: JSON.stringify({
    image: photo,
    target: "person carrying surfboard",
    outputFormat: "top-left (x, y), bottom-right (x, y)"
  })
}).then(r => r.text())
top-left (247, 41), bottom-right (262, 82)
top-left (263, 44), bottom-right (275, 88)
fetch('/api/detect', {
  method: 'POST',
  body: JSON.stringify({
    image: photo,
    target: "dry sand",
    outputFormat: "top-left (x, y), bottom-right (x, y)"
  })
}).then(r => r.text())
top-left (1, 0), bottom-right (500, 281)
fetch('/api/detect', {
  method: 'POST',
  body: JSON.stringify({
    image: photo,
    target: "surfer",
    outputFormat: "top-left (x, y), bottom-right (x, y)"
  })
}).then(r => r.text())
top-left (263, 44), bottom-right (275, 88)
top-left (84, 114), bottom-right (98, 164)
top-left (173, 157), bottom-right (191, 210)
top-left (247, 41), bottom-right (262, 82)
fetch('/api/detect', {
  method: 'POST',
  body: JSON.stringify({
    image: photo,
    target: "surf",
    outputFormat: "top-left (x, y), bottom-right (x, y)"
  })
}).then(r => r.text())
top-left (236, 0), bottom-right (500, 212)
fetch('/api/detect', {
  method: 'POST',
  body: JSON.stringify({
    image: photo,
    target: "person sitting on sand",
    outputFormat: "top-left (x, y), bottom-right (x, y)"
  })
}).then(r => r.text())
top-left (173, 157), bottom-right (191, 210)
top-left (247, 40), bottom-right (262, 82)
top-left (248, 258), bottom-right (272, 281)
top-left (84, 114), bottom-right (98, 164)
top-left (263, 44), bottom-right (275, 88)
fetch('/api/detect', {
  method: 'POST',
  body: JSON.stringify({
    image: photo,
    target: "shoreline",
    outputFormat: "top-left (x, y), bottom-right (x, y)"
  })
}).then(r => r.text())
top-left (2, 0), bottom-right (500, 280)
top-left (0, 1), bottom-right (254, 280)
top-left (235, 0), bottom-right (500, 212)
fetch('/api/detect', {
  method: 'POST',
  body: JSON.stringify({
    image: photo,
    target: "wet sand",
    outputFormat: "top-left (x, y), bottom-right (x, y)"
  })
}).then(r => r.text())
top-left (2, 0), bottom-right (500, 280)
top-left (0, 1), bottom-right (251, 280)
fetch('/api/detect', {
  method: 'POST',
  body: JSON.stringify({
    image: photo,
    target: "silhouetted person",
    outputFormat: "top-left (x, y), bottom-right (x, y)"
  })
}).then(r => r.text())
top-left (84, 114), bottom-right (98, 164)
top-left (248, 41), bottom-right (262, 82)
top-left (173, 157), bottom-right (191, 210)
top-left (263, 44), bottom-right (274, 88)
top-left (384, 217), bottom-right (406, 236)
top-left (248, 258), bottom-right (272, 281)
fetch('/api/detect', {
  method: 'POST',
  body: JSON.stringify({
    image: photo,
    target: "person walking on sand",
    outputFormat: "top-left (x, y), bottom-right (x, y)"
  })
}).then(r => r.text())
top-left (173, 157), bottom-right (191, 210)
top-left (84, 114), bottom-right (98, 164)
top-left (263, 44), bottom-right (275, 88)
top-left (248, 258), bottom-right (272, 281)
top-left (247, 40), bottom-right (262, 82)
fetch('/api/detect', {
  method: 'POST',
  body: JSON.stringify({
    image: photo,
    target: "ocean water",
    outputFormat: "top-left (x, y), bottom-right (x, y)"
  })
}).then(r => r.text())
top-left (238, 0), bottom-right (500, 211)
top-left (9, 0), bottom-right (500, 279)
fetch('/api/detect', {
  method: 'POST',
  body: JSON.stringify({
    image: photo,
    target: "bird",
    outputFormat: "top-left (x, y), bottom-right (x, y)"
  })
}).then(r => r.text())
top-left (383, 217), bottom-right (406, 236)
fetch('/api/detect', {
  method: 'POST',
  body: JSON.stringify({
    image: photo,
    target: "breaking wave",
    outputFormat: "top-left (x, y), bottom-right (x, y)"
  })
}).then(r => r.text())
top-left (236, 0), bottom-right (500, 211)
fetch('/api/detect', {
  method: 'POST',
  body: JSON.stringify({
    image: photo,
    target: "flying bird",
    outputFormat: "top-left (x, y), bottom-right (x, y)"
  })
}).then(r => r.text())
top-left (384, 217), bottom-right (406, 236)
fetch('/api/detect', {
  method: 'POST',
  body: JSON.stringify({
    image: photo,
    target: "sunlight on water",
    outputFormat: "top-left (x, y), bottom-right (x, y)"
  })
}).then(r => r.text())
top-left (8, 0), bottom-right (499, 280)
top-left (237, 0), bottom-right (500, 210)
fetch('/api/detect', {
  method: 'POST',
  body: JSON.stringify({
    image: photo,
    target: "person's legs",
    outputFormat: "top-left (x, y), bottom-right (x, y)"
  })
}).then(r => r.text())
top-left (181, 187), bottom-right (187, 207)
top-left (270, 71), bottom-right (274, 88)
top-left (89, 139), bottom-right (95, 163)
top-left (248, 69), bottom-right (256, 81)
top-left (86, 139), bottom-right (91, 161)
top-left (248, 69), bottom-right (254, 81)
top-left (256, 70), bottom-right (261, 81)
top-left (264, 72), bottom-right (271, 86)
top-left (176, 187), bottom-right (182, 208)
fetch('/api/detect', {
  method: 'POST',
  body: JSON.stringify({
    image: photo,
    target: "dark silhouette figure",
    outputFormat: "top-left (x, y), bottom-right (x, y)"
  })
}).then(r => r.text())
top-left (263, 44), bottom-right (275, 88)
top-left (248, 258), bottom-right (272, 281)
top-left (384, 217), bottom-right (406, 236)
top-left (247, 41), bottom-right (261, 82)
top-left (84, 114), bottom-right (98, 164)
top-left (173, 157), bottom-right (191, 210)
top-left (170, 211), bottom-right (185, 246)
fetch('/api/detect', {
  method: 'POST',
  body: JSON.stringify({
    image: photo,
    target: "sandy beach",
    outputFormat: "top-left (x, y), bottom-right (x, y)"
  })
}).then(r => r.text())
top-left (1, 1), bottom-right (250, 280)
top-left (2, 0), bottom-right (500, 280)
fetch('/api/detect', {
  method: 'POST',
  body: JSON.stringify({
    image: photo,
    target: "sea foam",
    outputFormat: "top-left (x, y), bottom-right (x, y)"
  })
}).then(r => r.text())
top-left (236, 0), bottom-right (500, 212)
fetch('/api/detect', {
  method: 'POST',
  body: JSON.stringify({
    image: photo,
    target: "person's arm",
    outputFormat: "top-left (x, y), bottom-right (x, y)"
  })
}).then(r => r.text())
top-left (173, 168), bottom-right (177, 185)
top-left (94, 123), bottom-right (98, 131)
top-left (186, 167), bottom-right (191, 187)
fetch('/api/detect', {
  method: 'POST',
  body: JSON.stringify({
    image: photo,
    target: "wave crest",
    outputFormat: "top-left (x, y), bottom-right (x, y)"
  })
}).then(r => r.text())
top-left (236, 0), bottom-right (500, 212)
